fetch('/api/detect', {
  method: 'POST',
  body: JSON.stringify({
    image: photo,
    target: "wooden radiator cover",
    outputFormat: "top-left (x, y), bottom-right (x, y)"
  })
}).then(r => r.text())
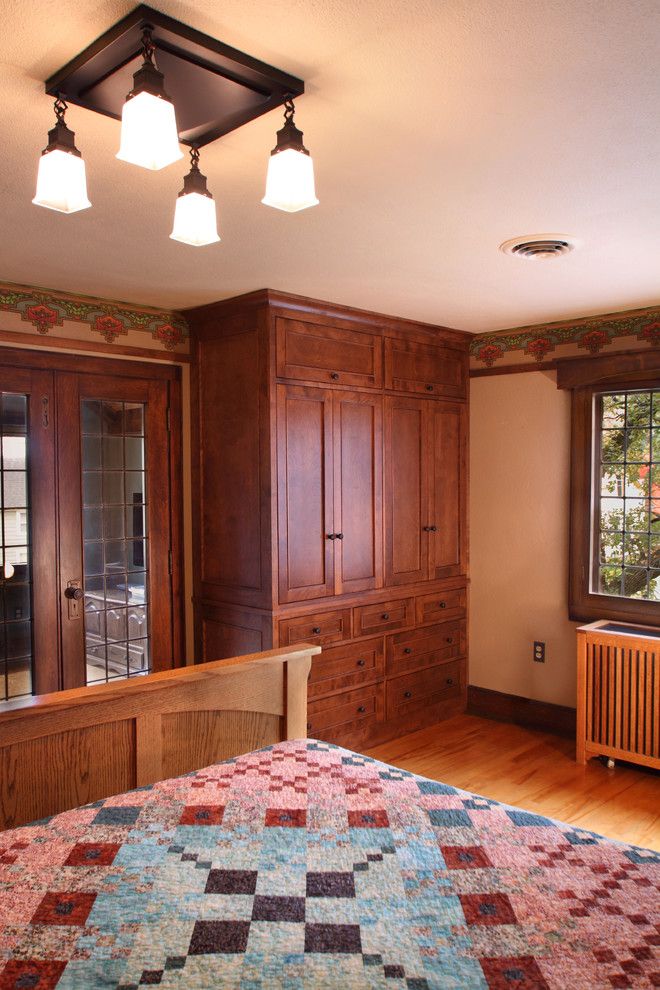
top-left (577, 620), bottom-right (660, 770)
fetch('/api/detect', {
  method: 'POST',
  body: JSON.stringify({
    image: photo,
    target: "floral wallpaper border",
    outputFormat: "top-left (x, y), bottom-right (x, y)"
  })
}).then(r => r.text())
top-left (0, 281), bottom-right (189, 352)
top-left (470, 305), bottom-right (660, 369)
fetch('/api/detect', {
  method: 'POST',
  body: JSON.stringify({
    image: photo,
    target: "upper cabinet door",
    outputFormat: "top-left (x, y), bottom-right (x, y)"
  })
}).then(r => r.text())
top-left (428, 401), bottom-right (468, 579)
top-left (276, 318), bottom-right (383, 389)
top-left (384, 396), bottom-right (429, 586)
top-left (384, 338), bottom-right (467, 399)
top-left (333, 391), bottom-right (383, 595)
top-left (277, 385), bottom-right (335, 603)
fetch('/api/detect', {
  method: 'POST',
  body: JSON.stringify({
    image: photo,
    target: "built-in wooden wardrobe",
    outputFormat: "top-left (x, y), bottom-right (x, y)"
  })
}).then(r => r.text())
top-left (187, 290), bottom-right (469, 748)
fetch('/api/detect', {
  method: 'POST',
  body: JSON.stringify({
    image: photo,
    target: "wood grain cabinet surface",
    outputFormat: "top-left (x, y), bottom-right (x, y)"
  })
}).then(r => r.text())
top-left (186, 290), bottom-right (469, 749)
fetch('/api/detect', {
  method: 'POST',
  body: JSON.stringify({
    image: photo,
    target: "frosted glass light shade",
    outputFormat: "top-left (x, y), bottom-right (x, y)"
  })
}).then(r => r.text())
top-left (117, 91), bottom-right (183, 171)
top-left (262, 148), bottom-right (319, 212)
top-left (170, 192), bottom-right (220, 246)
top-left (32, 149), bottom-right (91, 214)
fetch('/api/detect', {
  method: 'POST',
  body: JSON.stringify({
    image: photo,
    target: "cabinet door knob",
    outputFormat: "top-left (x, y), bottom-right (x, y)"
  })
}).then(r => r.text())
top-left (446, 678), bottom-right (454, 685)
top-left (65, 585), bottom-right (84, 601)
top-left (425, 384), bottom-right (434, 391)
top-left (429, 526), bottom-right (437, 532)
top-left (439, 601), bottom-right (447, 609)
top-left (335, 533), bottom-right (344, 540)
top-left (357, 705), bottom-right (367, 713)
top-left (404, 690), bottom-right (412, 698)
top-left (357, 659), bottom-right (366, 667)
top-left (326, 533), bottom-right (336, 540)
top-left (381, 612), bottom-right (390, 620)
top-left (423, 525), bottom-right (431, 532)
top-left (446, 637), bottom-right (453, 644)
top-left (330, 372), bottom-right (340, 380)
top-left (312, 627), bottom-right (321, 634)
top-left (403, 647), bottom-right (412, 655)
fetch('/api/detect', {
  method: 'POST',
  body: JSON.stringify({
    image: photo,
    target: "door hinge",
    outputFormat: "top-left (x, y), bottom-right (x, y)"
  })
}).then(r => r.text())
top-left (168, 550), bottom-right (173, 575)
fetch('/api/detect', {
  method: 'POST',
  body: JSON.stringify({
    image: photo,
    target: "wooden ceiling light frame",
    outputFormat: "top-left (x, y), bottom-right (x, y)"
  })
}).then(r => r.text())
top-left (44, 4), bottom-right (304, 148)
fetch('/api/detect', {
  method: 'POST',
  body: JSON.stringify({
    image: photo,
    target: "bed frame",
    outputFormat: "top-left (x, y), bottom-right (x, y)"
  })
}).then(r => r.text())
top-left (0, 644), bottom-right (320, 831)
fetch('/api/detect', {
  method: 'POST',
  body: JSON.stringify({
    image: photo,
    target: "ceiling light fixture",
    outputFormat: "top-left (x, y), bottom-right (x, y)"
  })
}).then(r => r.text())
top-left (262, 98), bottom-right (319, 213)
top-left (32, 97), bottom-right (91, 214)
top-left (116, 25), bottom-right (183, 171)
top-left (33, 6), bottom-right (313, 241)
top-left (170, 147), bottom-right (220, 247)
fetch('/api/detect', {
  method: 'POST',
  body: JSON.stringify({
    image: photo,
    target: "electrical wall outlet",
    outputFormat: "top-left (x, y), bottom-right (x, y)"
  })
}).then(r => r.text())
top-left (533, 641), bottom-right (545, 663)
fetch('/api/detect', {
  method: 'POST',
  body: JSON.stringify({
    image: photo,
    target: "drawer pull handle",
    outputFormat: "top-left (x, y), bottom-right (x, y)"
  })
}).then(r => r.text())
top-left (326, 533), bottom-right (336, 540)
top-left (439, 601), bottom-right (447, 609)
top-left (425, 384), bottom-right (434, 391)
top-left (403, 647), bottom-right (413, 655)
top-left (423, 525), bottom-right (438, 532)
top-left (312, 627), bottom-right (321, 634)
top-left (357, 659), bottom-right (366, 667)
top-left (446, 637), bottom-right (453, 644)
top-left (330, 372), bottom-right (340, 380)
top-left (446, 678), bottom-right (454, 685)
top-left (404, 690), bottom-right (413, 698)
top-left (381, 612), bottom-right (390, 620)
top-left (357, 705), bottom-right (367, 713)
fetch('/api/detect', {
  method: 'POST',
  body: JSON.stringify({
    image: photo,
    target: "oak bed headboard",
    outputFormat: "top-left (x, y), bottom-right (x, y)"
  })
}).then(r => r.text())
top-left (0, 644), bottom-right (320, 831)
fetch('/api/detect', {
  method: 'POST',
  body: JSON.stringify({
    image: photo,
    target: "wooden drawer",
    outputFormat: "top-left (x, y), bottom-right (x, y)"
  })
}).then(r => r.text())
top-left (386, 620), bottom-right (465, 676)
top-left (279, 608), bottom-right (352, 647)
top-left (309, 638), bottom-right (384, 700)
top-left (354, 597), bottom-right (414, 637)
top-left (307, 684), bottom-right (384, 735)
top-left (384, 337), bottom-right (466, 398)
top-left (416, 587), bottom-right (466, 625)
top-left (387, 661), bottom-right (462, 719)
top-left (276, 318), bottom-right (383, 389)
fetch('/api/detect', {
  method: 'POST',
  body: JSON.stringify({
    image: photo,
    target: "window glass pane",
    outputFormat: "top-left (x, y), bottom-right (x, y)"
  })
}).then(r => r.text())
top-left (593, 389), bottom-right (660, 606)
top-left (0, 392), bottom-right (32, 704)
top-left (80, 400), bottom-right (150, 686)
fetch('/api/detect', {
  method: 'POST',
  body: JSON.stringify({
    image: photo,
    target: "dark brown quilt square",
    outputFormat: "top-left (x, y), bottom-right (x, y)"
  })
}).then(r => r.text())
top-left (306, 872), bottom-right (355, 898)
top-left (304, 923), bottom-right (362, 954)
top-left (479, 956), bottom-right (549, 989)
top-left (31, 892), bottom-right (97, 927)
top-left (265, 808), bottom-right (307, 827)
top-left (0, 960), bottom-right (67, 990)
top-left (252, 895), bottom-right (305, 922)
top-left (188, 920), bottom-right (250, 954)
top-left (205, 870), bottom-right (258, 895)
top-left (441, 846), bottom-right (493, 870)
top-left (460, 893), bottom-right (517, 926)
top-left (64, 842), bottom-right (121, 867)
top-left (179, 805), bottom-right (225, 826)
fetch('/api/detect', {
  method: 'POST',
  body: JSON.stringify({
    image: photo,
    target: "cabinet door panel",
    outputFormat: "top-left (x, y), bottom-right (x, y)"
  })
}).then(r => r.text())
top-left (277, 385), bottom-right (334, 603)
top-left (384, 397), bottom-right (428, 585)
top-left (429, 402), bottom-right (467, 578)
top-left (334, 392), bottom-right (383, 594)
top-left (385, 338), bottom-right (466, 398)
top-left (277, 318), bottom-right (382, 388)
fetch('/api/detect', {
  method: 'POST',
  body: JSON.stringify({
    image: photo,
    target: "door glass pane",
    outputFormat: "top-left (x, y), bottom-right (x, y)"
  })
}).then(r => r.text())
top-left (81, 400), bottom-right (150, 684)
top-left (0, 393), bottom-right (32, 702)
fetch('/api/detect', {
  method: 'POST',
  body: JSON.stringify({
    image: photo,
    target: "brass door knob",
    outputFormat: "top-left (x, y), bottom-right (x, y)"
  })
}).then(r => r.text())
top-left (65, 586), bottom-right (84, 601)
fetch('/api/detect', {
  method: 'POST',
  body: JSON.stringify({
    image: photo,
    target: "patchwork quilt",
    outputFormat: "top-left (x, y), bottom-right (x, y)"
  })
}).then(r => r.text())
top-left (0, 740), bottom-right (658, 989)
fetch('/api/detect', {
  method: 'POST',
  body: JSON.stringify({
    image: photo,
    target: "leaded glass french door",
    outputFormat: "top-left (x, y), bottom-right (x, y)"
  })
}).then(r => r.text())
top-left (0, 351), bottom-right (181, 705)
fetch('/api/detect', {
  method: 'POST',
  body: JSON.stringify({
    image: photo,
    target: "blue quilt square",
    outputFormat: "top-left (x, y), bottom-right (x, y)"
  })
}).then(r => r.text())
top-left (93, 806), bottom-right (141, 826)
top-left (506, 810), bottom-right (551, 827)
top-left (428, 809), bottom-right (472, 828)
top-left (418, 781), bottom-right (457, 795)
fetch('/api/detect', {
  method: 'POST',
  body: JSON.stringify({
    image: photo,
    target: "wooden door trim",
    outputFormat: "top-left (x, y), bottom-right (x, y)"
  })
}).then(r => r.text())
top-left (0, 345), bottom-right (181, 382)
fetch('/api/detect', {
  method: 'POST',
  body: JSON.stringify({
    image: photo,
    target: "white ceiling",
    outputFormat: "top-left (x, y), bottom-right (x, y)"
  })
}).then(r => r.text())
top-left (0, 0), bottom-right (658, 333)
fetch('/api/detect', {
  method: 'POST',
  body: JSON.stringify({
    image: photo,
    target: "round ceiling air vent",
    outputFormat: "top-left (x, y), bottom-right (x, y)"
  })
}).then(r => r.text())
top-left (500, 235), bottom-right (577, 259)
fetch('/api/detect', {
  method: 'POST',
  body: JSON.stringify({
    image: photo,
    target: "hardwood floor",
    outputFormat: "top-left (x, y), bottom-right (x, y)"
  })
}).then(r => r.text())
top-left (365, 713), bottom-right (660, 850)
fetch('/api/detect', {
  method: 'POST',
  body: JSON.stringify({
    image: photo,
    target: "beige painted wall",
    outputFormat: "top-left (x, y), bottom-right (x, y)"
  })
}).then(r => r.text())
top-left (470, 370), bottom-right (579, 707)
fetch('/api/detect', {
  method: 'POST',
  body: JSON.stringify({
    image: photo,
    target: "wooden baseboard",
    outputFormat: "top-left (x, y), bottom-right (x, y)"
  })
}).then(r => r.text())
top-left (467, 685), bottom-right (576, 738)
